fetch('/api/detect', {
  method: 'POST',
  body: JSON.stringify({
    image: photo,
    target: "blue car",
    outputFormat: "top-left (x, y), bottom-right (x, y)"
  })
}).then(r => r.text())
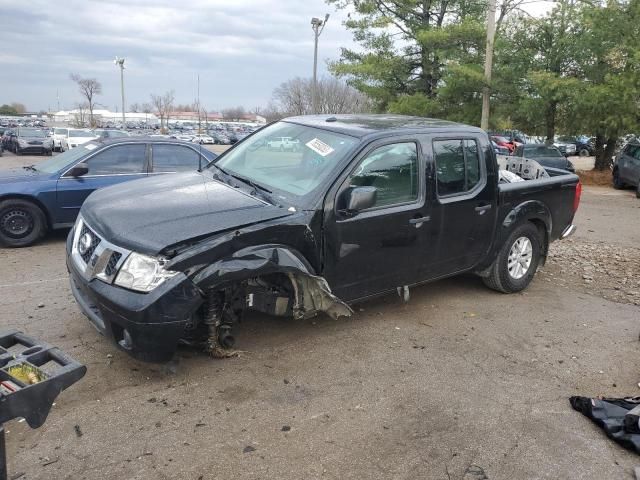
top-left (0, 137), bottom-right (217, 247)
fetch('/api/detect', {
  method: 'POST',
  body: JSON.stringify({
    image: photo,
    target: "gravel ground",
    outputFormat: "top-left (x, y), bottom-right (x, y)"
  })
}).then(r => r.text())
top-left (1, 151), bottom-right (639, 480)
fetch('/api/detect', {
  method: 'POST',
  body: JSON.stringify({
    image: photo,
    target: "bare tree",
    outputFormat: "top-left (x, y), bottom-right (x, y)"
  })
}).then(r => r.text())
top-left (221, 106), bottom-right (246, 121)
top-left (273, 76), bottom-right (372, 116)
top-left (129, 103), bottom-right (141, 113)
top-left (72, 102), bottom-right (89, 127)
top-left (150, 90), bottom-right (175, 132)
top-left (70, 74), bottom-right (102, 127)
top-left (141, 102), bottom-right (153, 125)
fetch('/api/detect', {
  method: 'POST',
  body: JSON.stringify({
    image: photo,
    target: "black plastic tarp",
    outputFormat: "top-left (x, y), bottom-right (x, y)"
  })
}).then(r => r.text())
top-left (570, 396), bottom-right (640, 454)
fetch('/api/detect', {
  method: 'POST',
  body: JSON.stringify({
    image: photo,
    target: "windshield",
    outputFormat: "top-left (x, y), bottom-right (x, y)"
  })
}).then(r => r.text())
top-left (525, 145), bottom-right (563, 158)
top-left (19, 128), bottom-right (47, 138)
top-left (69, 129), bottom-right (96, 138)
top-left (212, 121), bottom-right (358, 199)
top-left (54, 128), bottom-right (68, 135)
top-left (35, 143), bottom-right (98, 173)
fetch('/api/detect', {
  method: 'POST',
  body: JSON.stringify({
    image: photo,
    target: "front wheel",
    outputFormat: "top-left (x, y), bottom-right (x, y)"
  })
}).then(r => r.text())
top-left (612, 168), bottom-right (625, 189)
top-left (578, 148), bottom-right (590, 157)
top-left (0, 199), bottom-right (47, 247)
top-left (483, 223), bottom-right (543, 293)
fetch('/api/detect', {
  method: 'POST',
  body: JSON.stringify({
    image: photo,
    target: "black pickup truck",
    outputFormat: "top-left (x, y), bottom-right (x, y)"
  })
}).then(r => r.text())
top-left (66, 115), bottom-right (581, 362)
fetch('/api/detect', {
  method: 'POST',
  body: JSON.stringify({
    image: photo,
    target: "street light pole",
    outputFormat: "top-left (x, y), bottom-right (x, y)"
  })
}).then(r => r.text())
top-left (311, 14), bottom-right (329, 114)
top-left (115, 57), bottom-right (126, 127)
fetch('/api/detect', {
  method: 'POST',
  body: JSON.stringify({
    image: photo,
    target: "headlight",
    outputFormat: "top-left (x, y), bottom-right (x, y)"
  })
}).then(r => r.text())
top-left (114, 252), bottom-right (178, 292)
top-left (17, 139), bottom-right (27, 146)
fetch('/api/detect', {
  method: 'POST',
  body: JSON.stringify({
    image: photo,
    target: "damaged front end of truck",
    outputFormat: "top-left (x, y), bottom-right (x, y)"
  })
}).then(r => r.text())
top-left (165, 221), bottom-right (352, 358)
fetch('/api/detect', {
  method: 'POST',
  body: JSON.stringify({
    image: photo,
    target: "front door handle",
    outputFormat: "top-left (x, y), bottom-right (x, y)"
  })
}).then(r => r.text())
top-left (475, 204), bottom-right (492, 215)
top-left (409, 216), bottom-right (431, 225)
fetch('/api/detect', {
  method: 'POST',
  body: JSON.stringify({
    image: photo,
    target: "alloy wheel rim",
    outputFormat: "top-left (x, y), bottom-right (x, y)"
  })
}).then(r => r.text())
top-left (507, 236), bottom-right (533, 280)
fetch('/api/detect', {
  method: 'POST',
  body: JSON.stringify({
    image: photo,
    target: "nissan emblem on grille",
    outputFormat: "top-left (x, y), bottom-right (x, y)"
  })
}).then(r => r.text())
top-left (78, 233), bottom-right (93, 255)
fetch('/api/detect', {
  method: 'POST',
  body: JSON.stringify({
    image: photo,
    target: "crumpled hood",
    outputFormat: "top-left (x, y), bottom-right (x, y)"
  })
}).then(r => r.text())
top-left (81, 172), bottom-right (293, 255)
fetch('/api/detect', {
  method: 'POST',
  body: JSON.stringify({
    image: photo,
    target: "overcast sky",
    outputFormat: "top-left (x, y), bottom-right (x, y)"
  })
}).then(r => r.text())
top-left (0, 0), bottom-right (553, 113)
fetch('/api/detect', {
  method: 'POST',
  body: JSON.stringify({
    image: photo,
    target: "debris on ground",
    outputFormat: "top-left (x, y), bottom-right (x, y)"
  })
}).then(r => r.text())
top-left (570, 396), bottom-right (640, 453)
top-left (243, 446), bottom-right (256, 453)
top-left (543, 240), bottom-right (640, 305)
top-left (74, 425), bottom-right (82, 438)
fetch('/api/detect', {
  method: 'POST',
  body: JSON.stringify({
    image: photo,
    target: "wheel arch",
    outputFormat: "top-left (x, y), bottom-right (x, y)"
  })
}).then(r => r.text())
top-left (185, 244), bottom-right (352, 320)
top-left (0, 194), bottom-right (53, 229)
top-left (499, 200), bottom-right (551, 261)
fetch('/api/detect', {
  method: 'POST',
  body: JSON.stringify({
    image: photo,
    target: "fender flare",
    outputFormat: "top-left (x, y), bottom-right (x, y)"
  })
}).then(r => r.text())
top-left (499, 199), bottom-right (551, 256)
top-left (191, 244), bottom-right (352, 320)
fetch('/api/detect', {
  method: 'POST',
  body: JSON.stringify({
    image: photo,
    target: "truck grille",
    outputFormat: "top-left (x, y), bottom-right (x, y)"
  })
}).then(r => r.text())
top-left (71, 217), bottom-right (130, 283)
top-left (78, 224), bottom-right (101, 264)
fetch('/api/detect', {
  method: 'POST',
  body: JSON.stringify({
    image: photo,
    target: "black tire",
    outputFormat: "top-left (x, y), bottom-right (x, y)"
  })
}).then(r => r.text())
top-left (0, 199), bottom-right (47, 247)
top-left (636, 183), bottom-right (640, 199)
top-left (612, 168), bottom-right (625, 189)
top-left (483, 222), bottom-right (543, 293)
top-left (578, 148), bottom-right (590, 157)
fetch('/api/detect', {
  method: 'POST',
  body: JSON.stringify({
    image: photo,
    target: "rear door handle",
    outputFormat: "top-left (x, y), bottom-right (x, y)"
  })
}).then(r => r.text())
top-left (409, 216), bottom-right (431, 225)
top-left (475, 204), bottom-right (492, 214)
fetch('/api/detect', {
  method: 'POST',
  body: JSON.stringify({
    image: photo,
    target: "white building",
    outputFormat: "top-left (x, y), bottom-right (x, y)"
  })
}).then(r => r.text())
top-left (52, 109), bottom-right (158, 124)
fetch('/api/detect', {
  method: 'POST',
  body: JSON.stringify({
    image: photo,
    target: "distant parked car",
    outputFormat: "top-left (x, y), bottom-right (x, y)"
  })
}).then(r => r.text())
top-left (66, 129), bottom-right (99, 149)
top-left (553, 137), bottom-right (577, 156)
top-left (490, 135), bottom-right (516, 154)
top-left (514, 144), bottom-right (575, 173)
top-left (93, 129), bottom-right (131, 140)
top-left (556, 136), bottom-right (594, 157)
top-left (612, 141), bottom-right (640, 197)
top-left (52, 128), bottom-right (69, 152)
top-left (12, 128), bottom-right (53, 156)
top-left (192, 134), bottom-right (215, 144)
top-left (0, 138), bottom-right (217, 247)
top-left (492, 141), bottom-right (510, 156)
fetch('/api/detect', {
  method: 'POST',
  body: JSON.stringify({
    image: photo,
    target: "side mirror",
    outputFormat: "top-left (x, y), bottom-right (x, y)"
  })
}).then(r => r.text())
top-left (341, 186), bottom-right (377, 215)
top-left (68, 163), bottom-right (89, 177)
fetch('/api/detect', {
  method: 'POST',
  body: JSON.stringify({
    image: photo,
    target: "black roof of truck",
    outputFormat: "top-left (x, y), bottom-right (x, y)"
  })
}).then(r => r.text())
top-left (283, 114), bottom-right (485, 139)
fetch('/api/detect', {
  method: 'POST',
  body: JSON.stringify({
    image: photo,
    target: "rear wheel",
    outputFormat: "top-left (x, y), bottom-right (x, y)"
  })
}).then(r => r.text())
top-left (483, 223), bottom-right (543, 293)
top-left (578, 148), bottom-right (590, 157)
top-left (0, 199), bottom-right (47, 247)
top-left (612, 168), bottom-right (625, 189)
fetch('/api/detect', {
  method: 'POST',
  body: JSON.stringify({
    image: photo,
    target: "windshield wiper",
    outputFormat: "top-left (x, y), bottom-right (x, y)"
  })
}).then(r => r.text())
top-left (22, 165), bottom-right (38, 172)
top-left (229, 173), bottom-right (276, 204)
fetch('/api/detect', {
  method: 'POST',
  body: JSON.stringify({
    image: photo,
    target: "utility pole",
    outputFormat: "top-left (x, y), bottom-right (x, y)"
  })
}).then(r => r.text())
top-left (197, 73), bottom-right (201, 132)
top-left (56, 89), bottom-right (60, 112)
top-left (115, 57), bottom-right (126, 126)
top-left (311, 14), bottom-right (329, 114)
top-left (481, 0), bottom-right (496, 131)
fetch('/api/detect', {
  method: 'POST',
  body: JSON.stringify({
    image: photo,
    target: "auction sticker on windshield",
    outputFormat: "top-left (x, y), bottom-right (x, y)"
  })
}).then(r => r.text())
top-left (306, 138), bottom-right (335, 157)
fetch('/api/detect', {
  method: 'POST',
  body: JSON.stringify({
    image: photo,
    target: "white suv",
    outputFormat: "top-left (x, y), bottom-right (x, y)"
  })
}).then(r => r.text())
top-left (52, 128), bottom-right (69, 152)
top-left (267, 136), bottom-right (301, 151)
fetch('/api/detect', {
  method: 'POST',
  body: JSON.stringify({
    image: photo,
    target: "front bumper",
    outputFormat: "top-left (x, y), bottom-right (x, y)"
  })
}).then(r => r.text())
top-left (561, 224), bottom-right (576, 239)
top-left (66, 234), bottom-right (204, 362)
top-left (17, 145), bottom-right (50, 154)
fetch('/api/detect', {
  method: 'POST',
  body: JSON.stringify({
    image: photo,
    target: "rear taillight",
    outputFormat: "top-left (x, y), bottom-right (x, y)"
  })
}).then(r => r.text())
top-left (573, 182), bottom-right (582, 213)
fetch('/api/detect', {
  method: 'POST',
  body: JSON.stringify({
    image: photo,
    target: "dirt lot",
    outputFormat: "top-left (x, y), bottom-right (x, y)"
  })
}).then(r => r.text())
top-left (2, 151), bottom-right (640, 479)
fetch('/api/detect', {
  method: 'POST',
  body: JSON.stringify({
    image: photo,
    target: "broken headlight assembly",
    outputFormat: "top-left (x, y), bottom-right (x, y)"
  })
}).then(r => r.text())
top-left (114, 252), bottom-right (178, 293)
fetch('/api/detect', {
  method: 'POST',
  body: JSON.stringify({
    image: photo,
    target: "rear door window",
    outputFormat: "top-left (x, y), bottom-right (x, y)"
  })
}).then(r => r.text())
top-left (152, 144), bottom-right (201, 172)
top-left (433, 139), bottom-right (483, 196)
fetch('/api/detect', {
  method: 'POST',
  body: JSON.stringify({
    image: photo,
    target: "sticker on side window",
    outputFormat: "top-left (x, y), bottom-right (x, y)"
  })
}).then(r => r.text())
top-left (306, 138), bottom-right (334, 157)
top-left (84, 144), bottom-right (97, 151)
